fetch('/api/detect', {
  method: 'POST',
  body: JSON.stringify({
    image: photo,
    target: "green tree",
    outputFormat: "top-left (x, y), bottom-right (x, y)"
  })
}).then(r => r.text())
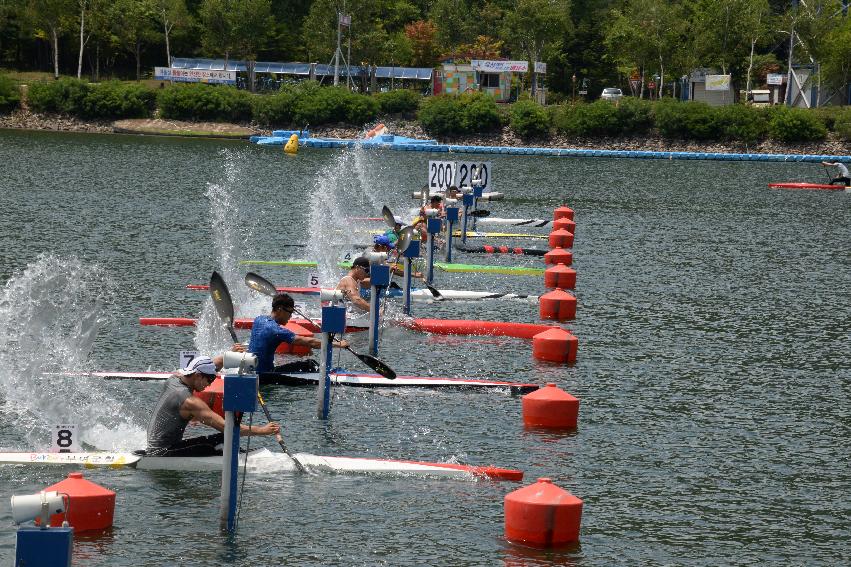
top-left (818, 11), bottom-right (851, 101)
top-left (27, 0), bottom-right (75, 78)
top-left (109, 0), bottom-right (156, 80)
top-left (150, 0), bottom-right (190, 66)
top-left (429, 0), bottom-right (473, 52)
top-left (502, 0), bottom-right (573, 96)
top-left (404, 19), bottom-right (439, 67)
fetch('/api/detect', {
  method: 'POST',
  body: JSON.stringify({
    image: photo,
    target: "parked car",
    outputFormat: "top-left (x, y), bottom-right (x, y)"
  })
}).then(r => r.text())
top-left (600, 87), bottom-right (623, 101)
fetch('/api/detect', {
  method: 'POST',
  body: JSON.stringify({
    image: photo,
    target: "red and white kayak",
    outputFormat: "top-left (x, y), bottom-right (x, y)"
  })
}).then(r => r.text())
top-left (768, 182), bottom-right (850, 191)
top-left (0, 448), bottom-right (523, 480)
top-left (399, 318), bottom-right (563, 340)
top-left (186, 284), bottom-right (536, 302)
top-left (139, 317), bottom-right (367, 333)
top-left (63, 370), bottom-right (539, 393)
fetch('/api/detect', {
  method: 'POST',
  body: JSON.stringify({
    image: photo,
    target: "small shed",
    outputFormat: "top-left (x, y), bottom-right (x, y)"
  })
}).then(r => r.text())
top-left (689, 68), bottom-right (735, 106)
top-left (433, 62), bottom-right (514, 102)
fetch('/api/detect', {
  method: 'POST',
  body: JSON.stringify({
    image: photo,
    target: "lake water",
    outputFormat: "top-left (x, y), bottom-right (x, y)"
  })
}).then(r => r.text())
top-left (0, 128), bottom-right (849, 566)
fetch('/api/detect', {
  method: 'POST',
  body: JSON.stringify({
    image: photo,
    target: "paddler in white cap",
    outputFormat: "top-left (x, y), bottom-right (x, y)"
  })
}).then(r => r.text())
top-left (144, 355), bottom-right (280, 457)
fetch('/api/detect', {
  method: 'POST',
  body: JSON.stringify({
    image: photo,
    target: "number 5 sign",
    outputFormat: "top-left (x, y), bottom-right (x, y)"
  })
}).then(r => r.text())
top-left (51, 424), bottom-right (80, 453)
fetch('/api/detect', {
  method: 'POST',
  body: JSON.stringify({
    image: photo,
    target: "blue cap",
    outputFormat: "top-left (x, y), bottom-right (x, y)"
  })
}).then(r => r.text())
top-left (373, 234), bottom-right (395, 248)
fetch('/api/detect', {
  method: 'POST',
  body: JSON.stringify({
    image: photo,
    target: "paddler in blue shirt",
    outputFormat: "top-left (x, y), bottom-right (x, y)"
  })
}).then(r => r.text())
top-left (248, 292), bottom-right (349, 374)
top-left (145, 355), bottom-right (280, 457)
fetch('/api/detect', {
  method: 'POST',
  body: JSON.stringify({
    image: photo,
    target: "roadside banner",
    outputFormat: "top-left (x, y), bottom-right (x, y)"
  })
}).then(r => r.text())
top-left (154, 67), bottom-right (236, 85)
top-left (705, 74), bottom-right (731, 91)
top-left (471, 60), bottom-right (529, 73)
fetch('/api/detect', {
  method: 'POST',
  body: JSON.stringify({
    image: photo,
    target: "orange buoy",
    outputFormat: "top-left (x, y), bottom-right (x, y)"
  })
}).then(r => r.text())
top-left (194, 377), bottom-right (224, 417)
top-left (275, 322), bottom-right (314, 355)
top-left (548, 228), bottom-right (574, 249)
top-left (539, 288), bottom-right (576, 321)
top-left (544, 263), bottom-right (576, 290)
top-left (504, 478), bottom-right (583, 547)
top-left (522, 383), bottom-right (579, 428)
top-left (554, 205), bottom-right (574, 221)
top-left (41, 473), bottom-right (115, 532)
top-left (553, 218), bottom-right (576, 234)
top-left (532, 327), bottom-right (578, 363)
top-left (544, 247), bottom-right (573, 266)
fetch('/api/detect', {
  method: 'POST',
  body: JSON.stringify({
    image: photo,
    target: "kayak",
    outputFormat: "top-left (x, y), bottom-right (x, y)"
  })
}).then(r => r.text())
top-left (139, 317), bottom-right (367, 333)
top-left (0, 448), bottom-right (523, 480)
top-left (239, 260), bottom-right (545, 276)
top-left (65, 370), bottom-right (539, 393)
top-left (453, 243), bottom-right (546, 256)
top-left (398, 318), bottom-right (563, 340)
top-left (451, 231), bottom-right (549, 240)
top-left (475, 218), bottom-right (553, 227)
top-left (768, 182), bottom-right (850, 190)
top-left (412, 190), bottom-right (504, 201)
top-left (187, 284), bottom-right (537, 301)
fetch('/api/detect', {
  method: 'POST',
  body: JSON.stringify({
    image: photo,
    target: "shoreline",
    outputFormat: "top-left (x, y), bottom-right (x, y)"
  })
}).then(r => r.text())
top-left (1, 110), bottom-right (850, 157)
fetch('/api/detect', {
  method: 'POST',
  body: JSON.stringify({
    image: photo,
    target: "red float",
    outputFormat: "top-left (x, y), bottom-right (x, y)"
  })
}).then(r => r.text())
top-left (544, 263), bottom-right (576, 290)
top-left (504, 478), bottom-right (583, 547)
top-left (194, 377), bottom-right (224, 417)
top-left (553, 218), bottom-right (576, 234)
top-left (532, 328), bottom-right (578, 363)
top-left (553, 205), bottom-right (574, 221)
top-left (522, 383), bottom-right (579, 428)
top-left (539, 288), bottom-right (576, 321)
top-left (275, 322), bottom-right (314, 355)
top-left (548, 228), bottom-right (574, 249)
top-left (41, 473), bottom-right (115, 532)
top-left (543, 247), bottom-right (573, 266)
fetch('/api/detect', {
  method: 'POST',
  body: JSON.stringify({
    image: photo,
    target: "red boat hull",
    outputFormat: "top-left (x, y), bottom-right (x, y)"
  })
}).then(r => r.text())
top-left (768, 182), bottom-right (849, 191)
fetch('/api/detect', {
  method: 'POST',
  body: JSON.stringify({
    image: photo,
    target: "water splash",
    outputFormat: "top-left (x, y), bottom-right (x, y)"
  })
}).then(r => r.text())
top-left (195, 149), bottom-right (260, 354)
top-left (0, 255), bottom-right (145, 450)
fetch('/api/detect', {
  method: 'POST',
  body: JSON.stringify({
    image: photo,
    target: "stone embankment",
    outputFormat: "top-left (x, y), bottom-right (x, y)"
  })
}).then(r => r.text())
top-left (1, 110), bottom-right (849, 156)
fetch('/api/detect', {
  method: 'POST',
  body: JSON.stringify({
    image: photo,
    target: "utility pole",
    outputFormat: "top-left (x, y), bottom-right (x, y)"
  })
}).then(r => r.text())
top-left (333, 12), bottom-right (342, 86)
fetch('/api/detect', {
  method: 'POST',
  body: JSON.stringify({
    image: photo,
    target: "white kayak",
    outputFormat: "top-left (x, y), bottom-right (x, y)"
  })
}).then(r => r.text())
top-left (279, 286), bottom-right (536, 302)
top-left (0, 448), bottom-right (523, 480)
top-left (412, 191), bottom-right (504, 201)
top-left (63, 370), bottom-right (539, 393)
top-left (474, 217), bottom-right (553, 227)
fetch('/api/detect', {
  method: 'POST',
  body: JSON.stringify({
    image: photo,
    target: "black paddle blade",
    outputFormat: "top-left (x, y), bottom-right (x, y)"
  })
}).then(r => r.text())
top-left (245, 272), bottom-right (278, 297)
top-left (425, 285), bottom-right (443, 300)
top-left (382, 205), bottom-right (396, 228)
top-left (209, 271), bottom-right (239, 343)
top-left (348, 347), bottom-right (396, 379)
top-left (468, 209), bottom-right (490, 218)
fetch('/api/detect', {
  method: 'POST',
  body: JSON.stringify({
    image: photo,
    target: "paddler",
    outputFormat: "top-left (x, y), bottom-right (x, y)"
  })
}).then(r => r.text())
top-left (248, 292), bottom-right (349, 373)
top-left (821, 161), bottom-right (850, 186)
top-left (412, 195), bottom-right (444, 242)
top-left (372, 234), bottom-right (423, 279)
top-left (336, 256), bottom-right (372, 312)
top-left (145, 355), bottom-right (280, 457)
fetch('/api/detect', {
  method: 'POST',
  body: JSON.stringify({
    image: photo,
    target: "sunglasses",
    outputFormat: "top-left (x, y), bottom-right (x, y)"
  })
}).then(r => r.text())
top-left (200, 373), bottom-right (216, 383)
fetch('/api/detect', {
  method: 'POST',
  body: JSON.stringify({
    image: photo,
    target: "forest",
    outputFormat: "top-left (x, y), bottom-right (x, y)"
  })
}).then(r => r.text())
top-left (1, 0), bottom-right (850, 100)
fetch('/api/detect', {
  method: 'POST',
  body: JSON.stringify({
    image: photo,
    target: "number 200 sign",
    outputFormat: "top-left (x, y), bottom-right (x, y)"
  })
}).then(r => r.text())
top-left (428, 161), bottom-right (491, 192)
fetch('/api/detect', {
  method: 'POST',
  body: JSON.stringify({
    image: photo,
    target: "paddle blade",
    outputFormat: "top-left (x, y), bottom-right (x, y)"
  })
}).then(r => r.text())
top-left (468, 209), bottom-right (490, 218)
top-left (425, 285), bottom-right (443, 300)
top-left (348, 347), bottom-right (396, 379)
top-left (382, 205), bottom-right (396, 228)
top-left (209, 271), bottom-right (239, 343)
top-left (396, 225), bottom-right (416, 253)
top-left (245, 272), bottom-right (278, 297)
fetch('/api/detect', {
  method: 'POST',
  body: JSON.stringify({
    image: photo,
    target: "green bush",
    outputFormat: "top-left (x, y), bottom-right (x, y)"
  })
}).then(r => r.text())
top-left (616, 97), bottom-right (654, 135)
top-left (509, 99), bottom-right (551, 138)
top-left (252, 86), bottom-right (301, 126)
top-left (812, 106), bottom-right (843, 131)
top-left (80, 81), bottom-right (156, 119)
top-left (418, 95), bottom-right (467, 135)
top-left (460, 91), bottom-right (502, 132)
top-left (654, 100), bottom-right (719, 140)
top-left (767, 106), bottom-right (827, 142)
top-left (375, 89), bottom-right (421, 115)
top-left (0, 73), bottom-right (20, 113)
top-left (834, 108), bottom-right (851, 141)
top-left (714, 104), bottom-right (768, 144)
top-left (27, 77), bottom-right (89, 114)
top-left (157, 83), bottom-right (253, 122)
top-left (252, 83), bottom-right (379, 127)
top-left (554, 101), bottom-right (621, 137)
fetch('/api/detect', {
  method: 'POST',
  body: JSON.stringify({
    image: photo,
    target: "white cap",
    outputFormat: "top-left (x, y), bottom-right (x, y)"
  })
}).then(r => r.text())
top-left (179, 356), bottom-right (217, 377)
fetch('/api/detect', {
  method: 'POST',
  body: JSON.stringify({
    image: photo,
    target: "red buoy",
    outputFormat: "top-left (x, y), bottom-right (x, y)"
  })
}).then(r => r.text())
top-left (544, 263), bottom-right (576, 290)
top-left (41, 473), bottom-right (115, 532)
top-left (553, 218), bottom-right (576, 234)
top-left (276, 322), bottom-right (313, 355)
top-left (554, 205), bottom-right (574, 221)
top-left (522, 383), bottom-right (579, 428)
top-left (539, 288), bottom-right (576, 321)
top-left (504, 478), bottom-right (583, 547)
top-left (548, 228), bottom-right (574, 249)
top-left (532, 328), bottom-right (578, 363)
top-left (544, 247), bottom-right (573, 266)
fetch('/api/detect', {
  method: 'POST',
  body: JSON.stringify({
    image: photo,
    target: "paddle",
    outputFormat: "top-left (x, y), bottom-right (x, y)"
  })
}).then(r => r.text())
top-left (244, 272), bottom-right (397, 379)
top-left (209, 271), bottom-right (307, 473)
top-left (467, 209), bottom-right (490, 218)
top-left (381, 205), bottom-right (397, 229)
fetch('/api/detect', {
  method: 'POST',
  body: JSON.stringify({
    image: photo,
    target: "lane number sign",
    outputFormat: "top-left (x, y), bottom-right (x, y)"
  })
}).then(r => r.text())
top-left (428, 161), bottom-right (456, 191)
top-left (51, 424), bottom-right (80, 453)
top-left (308, 273), bottom-right (320, 287)
top-left (180, 350), bottom-right (198, 369)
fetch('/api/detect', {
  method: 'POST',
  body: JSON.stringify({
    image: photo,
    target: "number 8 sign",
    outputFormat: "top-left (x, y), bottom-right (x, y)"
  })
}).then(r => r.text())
top-left (51, 424), bottom-right (80, 453)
